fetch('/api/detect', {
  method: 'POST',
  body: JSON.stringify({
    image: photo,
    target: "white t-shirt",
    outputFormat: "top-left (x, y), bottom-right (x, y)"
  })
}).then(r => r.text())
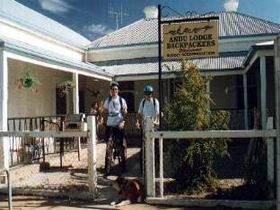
top-left (138, 98), bottom-right (159, 121)
top-left (103, 95), bottom-right (127, 126)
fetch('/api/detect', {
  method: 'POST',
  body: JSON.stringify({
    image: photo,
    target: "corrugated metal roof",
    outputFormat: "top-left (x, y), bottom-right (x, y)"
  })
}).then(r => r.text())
top-left (103, 53), bottom-right (246, 76)
top-left (89, 12), bottom-right (280, 49)
top-left (219, 12), bottom-right (280, 37)
top-left (0, 0), bottom-right (90, 48)
top-left (1, 39), bottom-right (112, 78)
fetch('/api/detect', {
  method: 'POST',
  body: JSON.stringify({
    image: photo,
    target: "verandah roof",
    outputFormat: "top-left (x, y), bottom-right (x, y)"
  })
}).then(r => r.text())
top-left (1, 39), bottom-right (112, 80)
top-left (103, 52), bottom-right (247, 80)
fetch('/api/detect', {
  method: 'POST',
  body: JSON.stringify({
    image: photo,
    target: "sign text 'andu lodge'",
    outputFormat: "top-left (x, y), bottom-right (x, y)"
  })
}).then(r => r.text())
top-left (163, 21), bottom-right (219, 59)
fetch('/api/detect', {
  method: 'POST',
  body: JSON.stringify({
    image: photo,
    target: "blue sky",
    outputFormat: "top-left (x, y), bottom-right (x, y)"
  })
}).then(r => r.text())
top-left (14, 0), bottom-right (280, 41)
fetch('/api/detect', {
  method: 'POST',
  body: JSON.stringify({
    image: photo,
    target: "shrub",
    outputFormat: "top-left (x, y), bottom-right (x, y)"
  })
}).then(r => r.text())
top-left (164, 60), bottom-right (230, 194)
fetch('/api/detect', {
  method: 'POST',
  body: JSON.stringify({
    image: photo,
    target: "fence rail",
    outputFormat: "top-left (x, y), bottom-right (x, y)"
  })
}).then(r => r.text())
top-left (144, 118), bottom-right (277, 209)
top-left (0, 116), bottom-right (97, 200)
top-left (0, 131), bottom-right (88, 138)
top-left (150, 129), bottom-right (276, 139)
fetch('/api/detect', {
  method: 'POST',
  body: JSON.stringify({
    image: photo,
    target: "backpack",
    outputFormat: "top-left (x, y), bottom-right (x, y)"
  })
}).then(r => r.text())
top-left (141, 98), bottom-right (156, 111)
top-left (108, 96), bottom-right (123, 112)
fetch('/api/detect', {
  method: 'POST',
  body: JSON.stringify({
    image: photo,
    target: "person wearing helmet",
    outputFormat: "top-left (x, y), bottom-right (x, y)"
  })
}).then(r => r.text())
top-left (136, 84), bottom-right (160, 175)
top-left (103, 81), bottom-right (128, 175)
top-left (136, 85), bottom-right (159, 128)
top-left (104, 81), bottom-right (127, 128)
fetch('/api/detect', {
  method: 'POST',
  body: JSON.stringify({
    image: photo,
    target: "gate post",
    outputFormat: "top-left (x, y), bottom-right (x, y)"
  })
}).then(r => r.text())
top-left (87, 116), bottom-right (97, 198)
top-left (145, 117), bottom-right (155, 197)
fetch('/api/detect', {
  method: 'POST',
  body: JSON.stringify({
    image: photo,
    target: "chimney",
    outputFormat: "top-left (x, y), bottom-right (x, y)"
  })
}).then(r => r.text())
top-left (143, 6), bottom-right (158, 20)
top-left (223, 0), bottom-right (239, 12)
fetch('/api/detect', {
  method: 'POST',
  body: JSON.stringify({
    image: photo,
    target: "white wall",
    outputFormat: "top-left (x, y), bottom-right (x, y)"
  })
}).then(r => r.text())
top-left (87, 45), bottom-right (157, 62)
top-left (8, 59), bottom-right (71, 117)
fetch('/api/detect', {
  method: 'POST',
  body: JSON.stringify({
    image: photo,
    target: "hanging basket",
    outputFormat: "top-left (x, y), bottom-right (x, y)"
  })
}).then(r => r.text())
top-left (17, 72), bottom-right (40, 92)
top-left (57, 80), bottom-right (75, 97)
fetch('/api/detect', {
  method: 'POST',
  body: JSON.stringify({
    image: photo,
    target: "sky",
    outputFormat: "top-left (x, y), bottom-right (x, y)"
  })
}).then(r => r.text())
top-left (14, 0), bottom-right (280, 41)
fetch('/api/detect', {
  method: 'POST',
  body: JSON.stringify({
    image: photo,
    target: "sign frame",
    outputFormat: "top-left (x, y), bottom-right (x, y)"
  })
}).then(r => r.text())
top-left (163, 20), bottom-right (219, 59)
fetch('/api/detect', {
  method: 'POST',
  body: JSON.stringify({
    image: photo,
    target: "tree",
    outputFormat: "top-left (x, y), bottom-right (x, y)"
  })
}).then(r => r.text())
top-left (164, 60), bottom-right (230, 193)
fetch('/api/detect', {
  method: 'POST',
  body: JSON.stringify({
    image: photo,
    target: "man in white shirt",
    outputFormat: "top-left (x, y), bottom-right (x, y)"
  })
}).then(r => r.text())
top-left (103, 81), bottom-right (128, 176)
top-left (136, 85), bottom-right (160, 175)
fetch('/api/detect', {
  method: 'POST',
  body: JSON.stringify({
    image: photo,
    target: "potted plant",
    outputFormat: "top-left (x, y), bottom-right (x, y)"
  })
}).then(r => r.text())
top-left (57, 80), bottom-right (75, 97)
top-left (17, 71), bottom-right (40, 92)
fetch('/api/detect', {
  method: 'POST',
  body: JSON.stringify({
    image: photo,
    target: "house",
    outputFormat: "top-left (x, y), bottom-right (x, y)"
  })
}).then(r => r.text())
top-left (87, 11), bottom-right (280, 131)
top-left (0, 0), bottom-right (280, 171)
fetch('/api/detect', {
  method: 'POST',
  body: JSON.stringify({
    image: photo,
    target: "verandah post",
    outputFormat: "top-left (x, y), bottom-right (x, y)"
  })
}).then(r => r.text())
top-left (87, 116), bottom-right (97, 197)
top-left (73, 73), bottom-right (81, 161)
top-left (266, 116), bottom-right (274, 199)
top-left (0, 50), bottom-right (9, 183)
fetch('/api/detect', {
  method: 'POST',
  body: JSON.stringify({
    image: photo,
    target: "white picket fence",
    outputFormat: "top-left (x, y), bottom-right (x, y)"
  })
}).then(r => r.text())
top-left (144, 118), bottom-right (278, 209)
top-left (1, 115), bottom-right (279, 209)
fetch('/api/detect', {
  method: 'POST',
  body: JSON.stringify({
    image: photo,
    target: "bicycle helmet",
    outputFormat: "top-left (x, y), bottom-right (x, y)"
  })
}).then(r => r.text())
top-left (110, 81), bottom-right (120, 89)
top-left (144, 85), bottom-right (154, 95)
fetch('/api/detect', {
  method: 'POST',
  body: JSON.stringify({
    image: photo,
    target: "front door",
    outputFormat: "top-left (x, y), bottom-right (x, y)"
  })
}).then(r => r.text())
top-left (56, 88), bottom-right (67, 114)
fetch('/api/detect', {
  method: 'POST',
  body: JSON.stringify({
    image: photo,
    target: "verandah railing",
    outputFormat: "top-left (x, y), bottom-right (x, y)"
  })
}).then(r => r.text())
top-left (7, 115), bottom-right (64, 166)
top-left (7, 115), bottom-right (88, 166)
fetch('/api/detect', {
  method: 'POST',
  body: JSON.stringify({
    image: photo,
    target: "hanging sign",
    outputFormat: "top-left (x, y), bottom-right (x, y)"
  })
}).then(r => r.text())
top-left (163, 20), bottom-right (219, 59)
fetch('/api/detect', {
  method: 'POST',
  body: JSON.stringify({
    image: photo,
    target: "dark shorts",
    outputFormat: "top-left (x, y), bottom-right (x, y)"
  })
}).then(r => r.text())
top-left (105, 126), bottom-right (125, 145)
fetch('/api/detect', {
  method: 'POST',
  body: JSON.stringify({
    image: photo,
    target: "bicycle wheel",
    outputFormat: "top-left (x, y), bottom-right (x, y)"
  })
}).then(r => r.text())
top-left (119, 138), bottom-right (127, 173)
top-left (105, 138), bottom-right (113, 176)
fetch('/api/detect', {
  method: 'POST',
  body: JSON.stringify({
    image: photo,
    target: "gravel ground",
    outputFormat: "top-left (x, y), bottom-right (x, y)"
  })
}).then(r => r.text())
top-left (1, 142), bottom-right (141, 201)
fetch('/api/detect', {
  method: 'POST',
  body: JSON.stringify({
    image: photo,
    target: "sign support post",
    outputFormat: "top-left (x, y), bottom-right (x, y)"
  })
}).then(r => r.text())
top-left (157, 7), bottom-right (219, 130)
top-left (158, 4), bottom-right (162, 130)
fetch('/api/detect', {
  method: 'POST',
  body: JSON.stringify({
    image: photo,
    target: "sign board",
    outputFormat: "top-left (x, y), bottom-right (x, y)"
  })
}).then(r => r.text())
top-left (163, 21), bottom-right (219, 59)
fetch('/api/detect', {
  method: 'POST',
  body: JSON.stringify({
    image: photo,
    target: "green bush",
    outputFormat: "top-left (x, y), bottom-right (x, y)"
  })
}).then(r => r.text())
top-left (164, 60), bottom-right (230, 194)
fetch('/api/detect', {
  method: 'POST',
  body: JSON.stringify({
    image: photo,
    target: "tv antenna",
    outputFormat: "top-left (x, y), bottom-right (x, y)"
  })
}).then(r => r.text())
top-left (108, 2), bottom-right (128, 30)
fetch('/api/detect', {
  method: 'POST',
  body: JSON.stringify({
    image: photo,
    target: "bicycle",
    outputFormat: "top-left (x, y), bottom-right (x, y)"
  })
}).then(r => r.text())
top-left (104, 126), bottom-right (127, 176)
